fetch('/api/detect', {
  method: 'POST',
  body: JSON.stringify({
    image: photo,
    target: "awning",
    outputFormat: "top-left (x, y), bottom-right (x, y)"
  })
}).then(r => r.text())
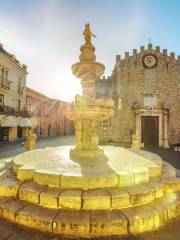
top-left (0, 116), bottom-right (17, 127)
top-left (19, 118), bottom-right (32, 127)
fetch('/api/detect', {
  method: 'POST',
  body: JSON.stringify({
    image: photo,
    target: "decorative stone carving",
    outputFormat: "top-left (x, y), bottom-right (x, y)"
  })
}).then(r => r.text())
top-left (67, 24), bottom-right (114, 158)
top-left (24, 130), bottom-right (37, 151)
top-left (131, 134), bottom-right (144, 149)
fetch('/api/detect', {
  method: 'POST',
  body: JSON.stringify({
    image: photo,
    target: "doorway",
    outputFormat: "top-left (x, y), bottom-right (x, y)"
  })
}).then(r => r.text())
top-left (141, 116), bottom-right (159, 148)
top-left (17, 126), bottom-right (22, 138)
top-left (48, 124), bottom-right (51, 136)
top-left (0, 127), bottom-right (9, 141)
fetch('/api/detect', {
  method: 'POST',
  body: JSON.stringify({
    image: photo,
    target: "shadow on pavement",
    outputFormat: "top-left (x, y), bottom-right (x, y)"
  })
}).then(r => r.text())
top-left (144, 147), bottom-right (180, 170)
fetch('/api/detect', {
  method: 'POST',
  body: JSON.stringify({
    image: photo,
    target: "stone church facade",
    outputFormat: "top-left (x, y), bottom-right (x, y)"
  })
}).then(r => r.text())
top-left (96, 44), bottom-right (180, 148)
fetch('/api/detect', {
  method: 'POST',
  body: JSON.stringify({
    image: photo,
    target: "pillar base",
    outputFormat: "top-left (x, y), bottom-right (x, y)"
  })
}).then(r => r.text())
top-left (163, 139), bottom-right (169, 148)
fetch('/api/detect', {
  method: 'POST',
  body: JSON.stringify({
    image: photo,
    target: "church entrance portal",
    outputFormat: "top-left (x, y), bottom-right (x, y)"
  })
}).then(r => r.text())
top-left (141, 116), bottom-right (159, 148)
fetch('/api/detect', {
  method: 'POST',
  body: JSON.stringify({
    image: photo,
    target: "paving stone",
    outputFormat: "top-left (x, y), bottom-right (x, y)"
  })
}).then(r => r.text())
top-left (0, 216), bottom-right (180, 240)
top-left (176, 192), bottom-right (180, 216)
top-left (133, 167), bottom-right (149, 184)
top-left (12, 161), bottom-right (21, 174)
top-left (122, 204), bottom-right (159, 234)
top-left (82, 189), bottom-right (110, 210)
top-left (61, 175), bottom-right (89, 189)
top-left (148, 165), bottom-right (162, 178)
top-left (59, 190), bottom-right (82, 210)
top-left (161, 162), bottom-right (176, 178)
top-left (0, 196), bottom-right (11, 205)
top-left (91, 210), bottom-right (127, 237)
top-left (91, 210), bottom-right (112, 237)
top-left (40, 188), bottom-right (62, 209)
top-left (53, 210), bottom-right (90, 237)
top-left (108, 188), bottom-right (130, 209)
top-left (0, 219), bottom-right (15, 239)
top-left (17, 166), bottom-right (36, 181)
top-left (0, 198), bottom-right (27, 222)
top-left (0, 178), bottom-right (20, 197)
top-left (61, 173), bottom-right (118, 190)
top-left (127, 184), bottom-right (156, 206)
top-left (150, 193), bottom-right (177, 223)
top-left (88, 174), bottom-right (119, 189)
top-left (118, 172), bottom-right (135, 187)
top-left (147, 181), bottom-right (165, 199)
top-left (110, 210), bottom-right (128, 236)
top-left (33, 169), bottom-right (61, 187)
top-left (19, 182), bottom-right (46, 204)
top-left (0, 197), bottom-right (11, 217)
top-left (161, 177), bottom-right (180, 193)
top-left (16, 204), bottom-right (59, 233)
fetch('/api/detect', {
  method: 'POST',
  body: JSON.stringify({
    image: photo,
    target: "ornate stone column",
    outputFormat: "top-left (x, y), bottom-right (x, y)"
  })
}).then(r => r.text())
top-left (68, 24), bottom-right (114, 159)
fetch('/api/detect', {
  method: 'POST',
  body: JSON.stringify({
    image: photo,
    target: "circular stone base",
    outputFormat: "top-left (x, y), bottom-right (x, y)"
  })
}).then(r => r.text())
top-left (1, 146), bottom-right (180, 238)
top-left (12, 146), bottom-right (162, 189)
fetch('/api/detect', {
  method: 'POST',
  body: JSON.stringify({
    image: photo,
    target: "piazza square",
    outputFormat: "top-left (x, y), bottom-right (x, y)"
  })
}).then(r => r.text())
top-left (0, 1), bottom-right (180, 240)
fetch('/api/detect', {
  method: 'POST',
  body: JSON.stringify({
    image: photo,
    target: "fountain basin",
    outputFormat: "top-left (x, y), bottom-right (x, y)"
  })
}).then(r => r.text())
top-left (72, 62), bottom-right (105, 79)
top-left (12, 146), bottom-right (162, 189)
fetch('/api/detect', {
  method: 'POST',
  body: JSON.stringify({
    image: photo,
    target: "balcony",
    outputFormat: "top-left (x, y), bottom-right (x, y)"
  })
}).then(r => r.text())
top-left (0, 76), bottom-right (12, 90)
top-left (0, 105), bottom-right (29, 117)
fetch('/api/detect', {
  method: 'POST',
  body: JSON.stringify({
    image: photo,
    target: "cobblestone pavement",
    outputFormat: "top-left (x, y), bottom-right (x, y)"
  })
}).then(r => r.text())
top-left (145, 147), bottom-right (180, 171)
top-left (0, 217), bottom-right (180, 240)
top-left (0, 136), bottom-right (180, 239)
top-left (0, 135), bottom-right (75, 159)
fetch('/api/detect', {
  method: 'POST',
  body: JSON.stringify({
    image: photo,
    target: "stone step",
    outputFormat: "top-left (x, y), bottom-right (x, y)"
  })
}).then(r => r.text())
top-left (0, 161), bottom-right (6, 181)
top-left (0, 178), bottom-right (20, 197)
top-left (0, 162), bottom-right (5, 171)
top-left (19, 178), bottom-right (180, 210)
top-left (0, 176), bottom-right (179, 210)
top-left (161, 161), bottom-right (177, 178)
top-left (0, 193), bottom-right (179, 237)
top-left (12, 146), bottom-right (164, 189)
top-left (13, 159), bottom-right (175, 190)
top-left (0, 169), bottom-right (6, 181)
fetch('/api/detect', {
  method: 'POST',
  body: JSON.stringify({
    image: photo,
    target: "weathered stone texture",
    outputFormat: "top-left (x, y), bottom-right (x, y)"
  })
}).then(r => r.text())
top-left (97, 45), bottom-right (180, 146)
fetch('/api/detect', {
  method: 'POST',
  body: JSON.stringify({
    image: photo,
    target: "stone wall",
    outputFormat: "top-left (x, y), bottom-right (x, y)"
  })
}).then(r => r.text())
top-left (97, 44), bottom-right (180, 147)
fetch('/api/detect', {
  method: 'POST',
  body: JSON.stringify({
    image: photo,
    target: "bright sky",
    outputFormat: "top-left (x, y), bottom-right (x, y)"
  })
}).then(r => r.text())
top-left (0, 0), bottom-right (180, 102)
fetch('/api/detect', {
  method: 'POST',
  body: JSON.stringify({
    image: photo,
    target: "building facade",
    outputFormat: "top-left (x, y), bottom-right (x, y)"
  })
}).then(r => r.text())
top-left (97, 44), bottom-right (180, 148)
top-left (0, 43), bottom-right (30, 142)
top-left (26, 87), bottom-right (74, 138)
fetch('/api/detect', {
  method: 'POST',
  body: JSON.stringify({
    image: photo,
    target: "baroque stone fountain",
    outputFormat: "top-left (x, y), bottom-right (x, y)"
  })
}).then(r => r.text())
top-left (67, 23), bottom-right (114, 158)
top-left (0, 24), bottom-right (179, 238)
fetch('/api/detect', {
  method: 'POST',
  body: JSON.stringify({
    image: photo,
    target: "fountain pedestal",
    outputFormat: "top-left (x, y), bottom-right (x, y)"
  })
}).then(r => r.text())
top-left (67, 23), bottom-right (114, 159)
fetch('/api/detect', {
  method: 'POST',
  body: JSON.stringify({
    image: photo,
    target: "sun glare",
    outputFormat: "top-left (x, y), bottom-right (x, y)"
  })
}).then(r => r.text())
top-left (56, 75), bottom-right (82, 102)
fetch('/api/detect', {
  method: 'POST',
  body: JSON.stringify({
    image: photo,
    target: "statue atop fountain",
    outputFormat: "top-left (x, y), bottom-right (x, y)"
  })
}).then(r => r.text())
top-left (68, 24), bottom-right (114, 158)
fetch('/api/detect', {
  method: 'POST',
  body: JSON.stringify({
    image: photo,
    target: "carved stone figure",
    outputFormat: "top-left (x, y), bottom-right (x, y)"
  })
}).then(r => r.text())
top-left (131, 134), bottom-right (144, 149)
top-left (83, 23), bottom-right (96, 43)
top-left (24, 129), bottom-right (37, 151)
top-left (89, 120), bottom-right (99, 149)
top-left (75, 120), bottom-right (82, 149)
